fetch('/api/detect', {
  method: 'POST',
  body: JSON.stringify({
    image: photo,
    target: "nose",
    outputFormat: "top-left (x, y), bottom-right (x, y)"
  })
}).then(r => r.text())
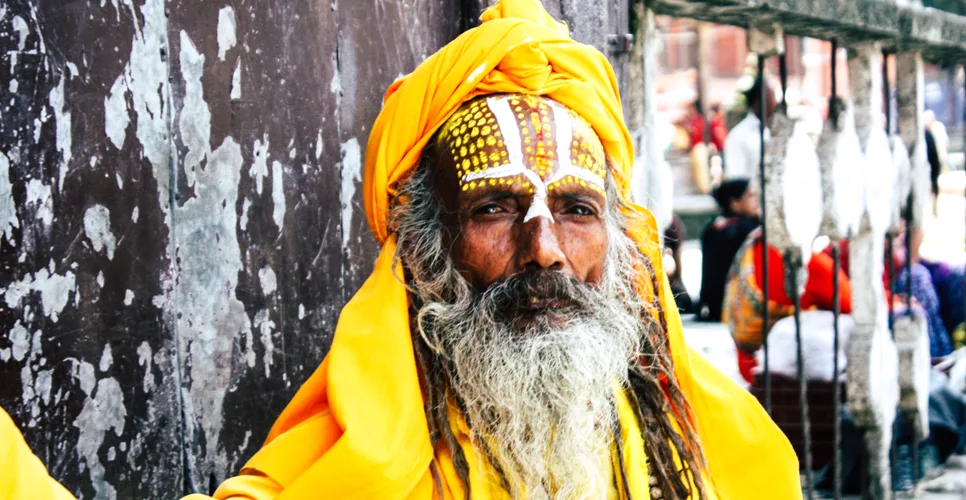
top-left (516, 216), bottom-right (566, 272)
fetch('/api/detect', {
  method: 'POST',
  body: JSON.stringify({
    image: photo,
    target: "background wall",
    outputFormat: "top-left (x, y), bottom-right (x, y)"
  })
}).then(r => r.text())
top-left (0, 1), bottom-right (629, 497)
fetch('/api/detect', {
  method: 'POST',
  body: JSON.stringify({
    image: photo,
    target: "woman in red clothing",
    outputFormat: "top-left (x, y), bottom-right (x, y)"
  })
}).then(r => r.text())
top-left (722, 231), bottom-right (852, 384)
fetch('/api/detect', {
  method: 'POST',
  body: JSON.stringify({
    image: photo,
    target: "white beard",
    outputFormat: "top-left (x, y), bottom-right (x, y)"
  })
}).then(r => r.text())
top-left (438, 312), bottom-right (639, 499)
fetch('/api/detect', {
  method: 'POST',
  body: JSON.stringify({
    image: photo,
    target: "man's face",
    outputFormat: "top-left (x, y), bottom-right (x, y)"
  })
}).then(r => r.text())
top-left (432, 95), bottom-right (609, 312)
top-left (732, 185), bottom-right (760, 218)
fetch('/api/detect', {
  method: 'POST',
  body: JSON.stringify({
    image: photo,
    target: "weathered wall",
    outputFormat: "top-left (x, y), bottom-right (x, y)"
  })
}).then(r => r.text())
top-left (0, 0), bottom-right (629, 497)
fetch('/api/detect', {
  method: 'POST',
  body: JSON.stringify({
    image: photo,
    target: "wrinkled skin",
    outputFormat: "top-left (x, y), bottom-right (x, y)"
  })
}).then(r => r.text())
top-left (430, 95), bottom-right (610, 315)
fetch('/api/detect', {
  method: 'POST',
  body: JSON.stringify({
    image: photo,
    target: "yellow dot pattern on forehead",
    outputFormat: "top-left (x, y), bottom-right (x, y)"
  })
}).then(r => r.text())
top-left (438, 95), bottom-right (608, 221)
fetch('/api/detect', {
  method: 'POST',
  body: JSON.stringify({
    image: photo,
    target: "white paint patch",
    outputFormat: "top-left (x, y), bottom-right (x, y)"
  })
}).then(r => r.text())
top-left (258, 266), bottom-right (277, 296)
top-left (33, 118), bottom-right (42, 143)
top-left (34, 369), bottom-right (52, 405)
top-left (116, 173), bottom-right (123, 189)
top-left (315, 132), bottom-right (323, 159)
top-left (124, 289), bottom-right (135, 306)
top-left (271, 161), bottom-right (285, 231)
top-left (0, 348), bottom-right (9, 361)
top-left (67, 62), bottom-right (79, 79)
top-left (469, 97), bottom-right (552, 223)
top-left (176, 134), bottom-right (253, 474)
top-left (104, 74), bottom-right (129, 150)
top-left (83, 205), bottom-right (116, 260)
top-left (137, 341), bottom-right (155, 393)
top-left (49, 76), bottom-right (73, 190)
top-left (217, 7), bottom-right (237, 61)
top-left (76, 361), bottom-right (96, 397)
top-left (25, 179), bottom-right (53, 226)
top-left (230, 60), bottom-right (242, 100)
top-left (250, 136), bottom-right (270, 195)
top-left (179, 31), bottom-right (212, 189)
top-left (239, 198), bottom-right (251, 230)
top-left (113, 0), bottom-right (172, 220)
top-left (131, 206), bottom-right (139, 224)
top-left (73, 377), bottom-right (126, 500)
top-left (0, 152), bottom-right (20, 244)
top-left (4, 268), bottom-right (76, 322)
top-left (12, 16), bottom-right (29, 51)
top-left (99, 344), bottom-right (113, 372)
top-left (96, 271), bottom-right (105, 288)
top-left (9, 321), bottom-right (30, 362)
top-left (253, 309), bottom-right (275, 377)
top-left (298, 303), bottom-right (305, 320)
top-left (330, 64), bottom-right (342, 95)
top-left (9, 79), bottom-right (18, 93)
top-left (339, 138), bottom-right (361, 253)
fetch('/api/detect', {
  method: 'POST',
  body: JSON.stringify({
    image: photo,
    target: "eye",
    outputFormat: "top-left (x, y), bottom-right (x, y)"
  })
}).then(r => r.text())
top-left (474, 203), bottom-right (506, 216)
top-left (564, 204), bottom-right (596, 216)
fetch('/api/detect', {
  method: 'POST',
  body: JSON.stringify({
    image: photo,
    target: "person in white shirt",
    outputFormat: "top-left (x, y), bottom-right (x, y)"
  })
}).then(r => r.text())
top-left (723, 77), bottom-right (778, 181)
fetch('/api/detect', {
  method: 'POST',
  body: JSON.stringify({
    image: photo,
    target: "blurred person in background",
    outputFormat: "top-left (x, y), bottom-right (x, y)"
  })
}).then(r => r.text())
top-left (724, 77), bottom-right (778, 181)
top-left (709, 104), bottom-right (728, 154)
top-left (697, 178), bottom-right (761, 322)
top-left (664, 214), bottom-right (694, 314)
top-left (923, 109), bottom-right (948, 216)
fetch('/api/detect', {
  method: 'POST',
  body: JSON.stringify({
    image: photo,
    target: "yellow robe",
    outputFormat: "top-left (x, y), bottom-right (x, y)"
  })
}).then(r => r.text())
top-left (0, 1), bottom-right (800, 499)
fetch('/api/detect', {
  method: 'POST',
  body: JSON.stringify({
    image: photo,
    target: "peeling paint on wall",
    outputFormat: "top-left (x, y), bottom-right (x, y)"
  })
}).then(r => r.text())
top-left (179, 32), bottom-right (212, 189)
top-left (250, 136), bottom-right (270, 195)
top-left (25, 179), bottom-right (53, 227)
top-left (258, 266), bottom-right (277, 296)
top-left (49, 76), bottom-right (73, 190)
top-left (104, 74), bottom-right (129, 150)
top-left (253, 309), bottom-right (275, 377)
top-left (2, 0), bottom-right (468, 495)
top-left (271, 161), bottom-right (285, 231)
top-left (83, 205), bottom-right (117, 260)
top-left (73, 375), bottom-right (127, 500)
top-left (230, 61), bottom-right (242, 100)
top-left (217, 7), bottom-right (237, 61)
top-left (339, 138), bottom-right (360, 256)
top-left (0, 152), bottom-right (20, 244)
top-left (4, 266), bottom-right (77, 322)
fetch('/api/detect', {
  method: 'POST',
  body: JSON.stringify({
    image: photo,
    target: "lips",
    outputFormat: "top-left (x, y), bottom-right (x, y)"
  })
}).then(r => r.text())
top-left (519, 296), bottom-right (566, 311)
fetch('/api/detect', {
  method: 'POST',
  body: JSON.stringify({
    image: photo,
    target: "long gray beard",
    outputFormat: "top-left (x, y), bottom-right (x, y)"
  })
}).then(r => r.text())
top-left (421, 273), bottom-right (642, 499)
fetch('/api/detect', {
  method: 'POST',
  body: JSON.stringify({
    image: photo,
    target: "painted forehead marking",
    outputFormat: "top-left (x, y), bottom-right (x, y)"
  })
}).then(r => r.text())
top-left (444, 95), bottom-right (607, 223)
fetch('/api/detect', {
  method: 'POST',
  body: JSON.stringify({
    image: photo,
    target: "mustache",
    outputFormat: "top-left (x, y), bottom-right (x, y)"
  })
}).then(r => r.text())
top-left (477, 271), bottom-right (598, 318)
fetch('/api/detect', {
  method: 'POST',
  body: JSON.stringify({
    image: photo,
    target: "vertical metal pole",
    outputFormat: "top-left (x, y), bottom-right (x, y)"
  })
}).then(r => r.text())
top-left (832, 244), bottom-right (842, 500)
top-left (780, 50), bottom-right (788, 113)
top-left (758, 54), bottom-right (772, 414)
top-left (904, 195), bottom-right (919, 486)
top-left (789, 251), bottom-right (814, 498)
top-left (884, 52), bottom-right (892, 135)
top-left (831, 41), bottom-right (838, 104)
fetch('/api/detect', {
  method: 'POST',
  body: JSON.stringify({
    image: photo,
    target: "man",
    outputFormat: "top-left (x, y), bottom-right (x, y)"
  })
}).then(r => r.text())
top-left (923, 109), bottom-right (948, 216)
top-left (709, 104), bottom-right (727, 153)
top-left (723, 76), bottom-right (778, 181)
top-left (2, 1), bottom-right (799, 498)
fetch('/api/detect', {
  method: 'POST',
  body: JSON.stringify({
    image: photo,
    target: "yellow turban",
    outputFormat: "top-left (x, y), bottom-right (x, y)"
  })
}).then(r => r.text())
top-left (0, 1), bottom-right (799, 499)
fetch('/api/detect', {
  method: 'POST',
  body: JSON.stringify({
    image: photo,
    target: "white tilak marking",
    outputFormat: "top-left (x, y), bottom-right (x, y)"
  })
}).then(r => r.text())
top-left (545, 102), bottom-right (605, 190)
top-left (473, 97), bottom-right (553, 223)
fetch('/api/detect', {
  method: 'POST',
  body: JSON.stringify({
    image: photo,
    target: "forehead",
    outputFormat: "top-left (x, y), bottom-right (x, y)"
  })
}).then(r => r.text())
top-left (436, 95), bottom-right (608, 195)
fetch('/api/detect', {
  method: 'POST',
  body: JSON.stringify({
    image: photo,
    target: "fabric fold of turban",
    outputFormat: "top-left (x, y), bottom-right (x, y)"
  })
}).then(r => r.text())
top-left (215, 1), bottom-right (801, 499)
